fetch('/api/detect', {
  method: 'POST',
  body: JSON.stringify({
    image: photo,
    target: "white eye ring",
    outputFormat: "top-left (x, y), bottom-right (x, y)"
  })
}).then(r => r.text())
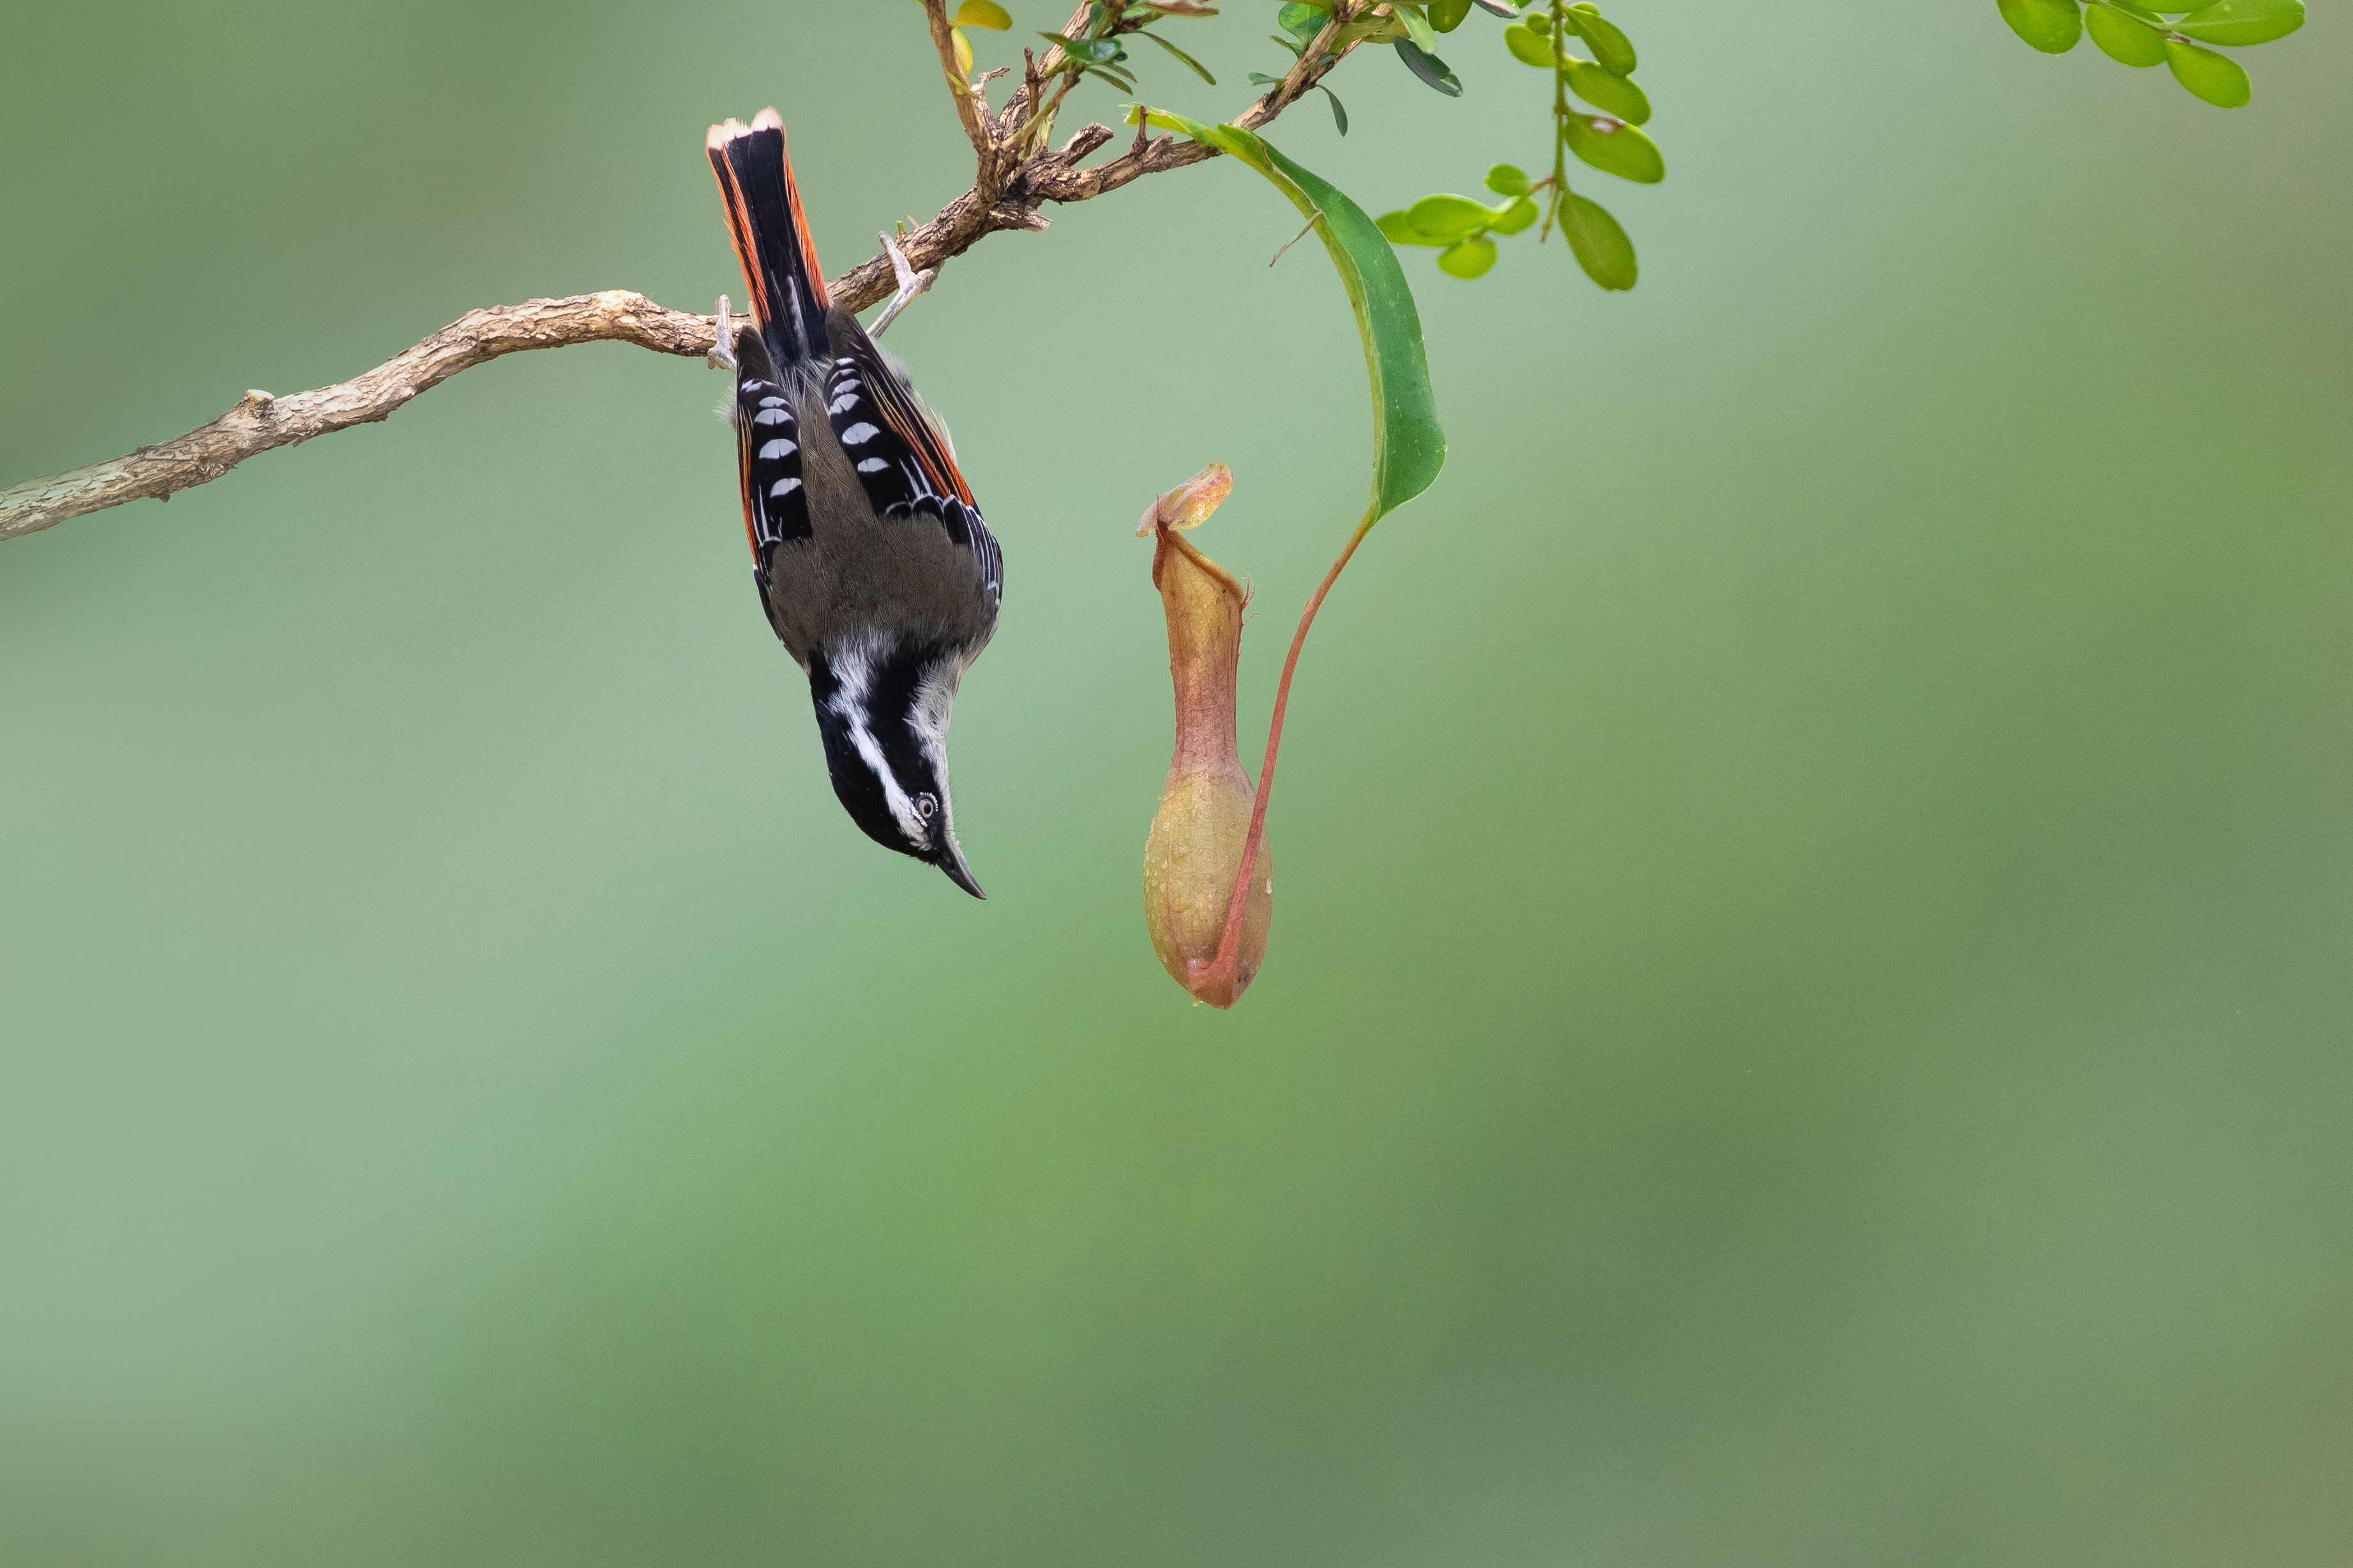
top-left (915, 793), bottom-right (938, 821)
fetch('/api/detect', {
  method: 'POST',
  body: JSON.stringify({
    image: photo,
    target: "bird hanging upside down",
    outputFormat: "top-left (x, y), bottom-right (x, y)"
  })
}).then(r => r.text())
top-left (707, 108), bottom-right (1002, 899)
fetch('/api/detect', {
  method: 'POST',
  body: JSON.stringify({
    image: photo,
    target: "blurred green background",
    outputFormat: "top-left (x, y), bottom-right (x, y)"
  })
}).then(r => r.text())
top-left (3, 3), bottom-right (2349, 1564)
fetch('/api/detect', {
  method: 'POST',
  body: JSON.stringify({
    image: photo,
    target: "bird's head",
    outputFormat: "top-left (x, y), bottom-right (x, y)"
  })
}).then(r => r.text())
top-left (808, 633), bottom-right (984, 899)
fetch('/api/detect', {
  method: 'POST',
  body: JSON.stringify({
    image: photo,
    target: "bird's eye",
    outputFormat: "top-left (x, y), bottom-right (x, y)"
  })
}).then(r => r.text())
top-left (915, 793), bottom-right (938, 821)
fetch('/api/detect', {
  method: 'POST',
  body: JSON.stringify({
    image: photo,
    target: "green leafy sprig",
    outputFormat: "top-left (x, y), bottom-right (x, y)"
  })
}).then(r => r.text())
top-left (1035, 2), bottom-right (1222, 96)
top-left (1371, 1), bottom-right (1659, 292)
top-left (1256, 3), bottom-right (1364, 133)
top-left (1997, 0), bottom-right (2306, 107)
top-left (940, 1), bottom-right (1223, 158)
top-left (1265, 0), bottom-right (1464, 92)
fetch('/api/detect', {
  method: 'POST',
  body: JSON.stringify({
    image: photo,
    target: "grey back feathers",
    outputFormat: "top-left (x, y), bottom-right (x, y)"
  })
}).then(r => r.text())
top-left (734, 310), bottom-right (998, 673)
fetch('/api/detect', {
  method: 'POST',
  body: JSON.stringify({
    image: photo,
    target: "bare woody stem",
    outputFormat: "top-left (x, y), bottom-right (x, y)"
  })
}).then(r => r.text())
top-left (1, 3), bottom-right (1377, 545)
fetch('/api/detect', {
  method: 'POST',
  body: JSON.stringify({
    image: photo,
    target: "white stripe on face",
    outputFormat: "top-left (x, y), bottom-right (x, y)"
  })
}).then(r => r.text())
top-left (824, 630), bottom-right (926, 849)
top-left (906, 654), bottom-right (970, 853)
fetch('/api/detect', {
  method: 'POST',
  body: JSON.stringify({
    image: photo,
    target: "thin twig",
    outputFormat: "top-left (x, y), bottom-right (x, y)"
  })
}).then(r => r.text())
top-left (1006, 3), bottom-right (1098, 156)
top-left (1269, 207), bottom-right (1325, 267)
top-left (923, 0), bottom-right (1004, 198)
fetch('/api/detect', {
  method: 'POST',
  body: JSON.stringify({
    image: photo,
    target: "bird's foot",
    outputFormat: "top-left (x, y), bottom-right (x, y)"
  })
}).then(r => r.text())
top-left (869, 232), bottom-right (938, 340)
top-left (707, 294), bottom-right (739, 372)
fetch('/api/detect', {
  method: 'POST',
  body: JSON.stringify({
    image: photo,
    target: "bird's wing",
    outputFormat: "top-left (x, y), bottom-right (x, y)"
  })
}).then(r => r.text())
top-left (820, 318), bottom-right (1002, 612)
top-left (733, 329), bottom-right (812, 563)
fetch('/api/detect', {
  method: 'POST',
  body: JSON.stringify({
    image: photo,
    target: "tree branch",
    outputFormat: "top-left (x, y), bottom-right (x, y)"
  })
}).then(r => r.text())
top-left (0, 292), bottom-right (723, 544)
top-left (1, 3), bottom-right (1376, 545)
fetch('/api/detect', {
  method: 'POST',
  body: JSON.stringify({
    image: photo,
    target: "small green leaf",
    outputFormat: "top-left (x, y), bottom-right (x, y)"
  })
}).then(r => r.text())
top-left (1997, 0), bottom-right (2085, 53)
top-left (1137, 29), bottom-right (1218, 82)
top-left (1277, 2), bottom-right (1324, 42)
top-left (1321, 84), bottom-right (1350, 135)
top-left (1563, 5), bottom-right (1637, 74)
top-left (1562, 113), bottom-right (1665, 183)
top-left (1489, 195), bottom-right (1540, 235)
top-left (1431, 0), bottom-right (1474, 31)
top-left (1394, 3), bottom-right (1441, 50)
top-left (1247, 71), bottom-right (1284, 86)
top-left (953, 0), bottom-right (1012, 28)
top-left (1484, 163), bottom-right (1532, 196)
top-left (2170, 0), bottom-right (2304, 45)
top-left (1525, 10), bottom-right (1552, 34)
top-left (1378, 210), bottom-right (1449, 247)
top-left (1438, 236), bottom-right (1498, 278)
top-left (1394, 38), bottom-right (1464, 94)
top-left (1407, 193), bottom-right (1496, 242)
top-left (2086, 3), bottom-right (2168, 64)
top-left (1503, 24), bottom-right (1555, 66)
top-left (2165, 35), bottom-right (2252, 103)
top-left (1564, 59), bottom-right (1651, 122)
top-left (1043, 32), bottom-right (1120, 63)
top-left (1561, 194), bottom-right (1637, 290)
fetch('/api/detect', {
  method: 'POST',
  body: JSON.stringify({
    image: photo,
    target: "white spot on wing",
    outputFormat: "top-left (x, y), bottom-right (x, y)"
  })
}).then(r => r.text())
top-left (857, 458), bottom-right (889, 474)
top-left (770, 477), bottom-right (802, 498)
top-left (757, 438), bottom-right (798, 460)
top-left (840, 422), bottom-right (879, 446)
top-left (754, 408), bottom-right (790, 426)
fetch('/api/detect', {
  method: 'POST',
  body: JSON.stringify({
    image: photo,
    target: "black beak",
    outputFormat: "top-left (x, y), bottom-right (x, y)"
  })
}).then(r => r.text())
top-left (935, 841), bottom-right (986, 900)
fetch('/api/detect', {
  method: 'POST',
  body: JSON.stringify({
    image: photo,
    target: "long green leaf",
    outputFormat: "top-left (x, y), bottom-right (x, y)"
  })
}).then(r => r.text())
top-left (1138, 108), bottom-right (1446, 521)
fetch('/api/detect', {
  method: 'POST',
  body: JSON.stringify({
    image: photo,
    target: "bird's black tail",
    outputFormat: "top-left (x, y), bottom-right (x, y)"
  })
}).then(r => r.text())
top-left (707, 107), bottom-right (831, 368)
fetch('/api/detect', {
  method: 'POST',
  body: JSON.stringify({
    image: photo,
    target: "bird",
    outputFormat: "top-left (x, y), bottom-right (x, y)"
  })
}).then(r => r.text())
top-left (707, 108), bottom-right (1002, 900)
